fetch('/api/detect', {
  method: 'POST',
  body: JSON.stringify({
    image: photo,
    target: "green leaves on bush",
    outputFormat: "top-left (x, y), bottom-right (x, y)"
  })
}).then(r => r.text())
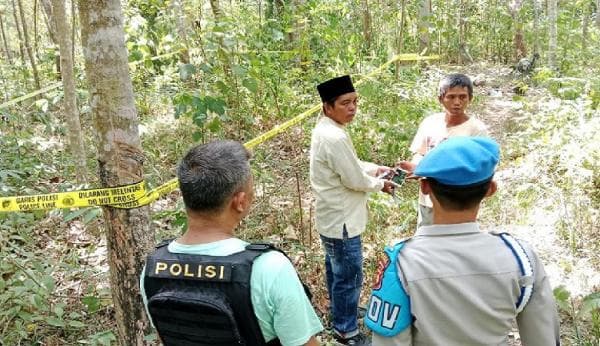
top-left (173, 92), bottom-right (227, 142)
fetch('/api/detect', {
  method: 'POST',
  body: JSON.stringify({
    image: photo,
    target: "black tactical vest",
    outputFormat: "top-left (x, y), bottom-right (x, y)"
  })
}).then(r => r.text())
top-left (144, 241), bottom-right (284, 346)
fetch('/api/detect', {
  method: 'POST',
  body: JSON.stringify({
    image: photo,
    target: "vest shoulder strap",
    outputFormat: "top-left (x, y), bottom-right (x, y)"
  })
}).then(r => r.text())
top-left (493, 232), bottom-right (535, 313)
top-left (365, 240), bottom-right (412, 337)
top-left (155, 238), bottom-right (174, 249)
top-left (246, 242), bottom-right (313, 301)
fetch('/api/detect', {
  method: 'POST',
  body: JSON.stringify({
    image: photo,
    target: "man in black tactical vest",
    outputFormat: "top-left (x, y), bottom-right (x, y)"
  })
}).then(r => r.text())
top-left (140, 140), bottom-right (323, 346)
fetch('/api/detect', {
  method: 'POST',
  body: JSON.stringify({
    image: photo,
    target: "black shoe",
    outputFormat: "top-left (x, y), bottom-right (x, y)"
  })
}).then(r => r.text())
top-left (333, 332), bottom-right (371, 346)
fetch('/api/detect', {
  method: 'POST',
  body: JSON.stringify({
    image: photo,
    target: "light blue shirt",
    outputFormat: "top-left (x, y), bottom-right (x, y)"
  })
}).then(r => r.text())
top-left (140, 238), bottom-right (323, 345)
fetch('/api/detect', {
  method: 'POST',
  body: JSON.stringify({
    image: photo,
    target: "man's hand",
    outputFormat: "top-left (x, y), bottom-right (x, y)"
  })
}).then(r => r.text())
top-left (375, 166), bottom-right (394, 178)
top-left (395, 160), bottom-right (416, 173)
top-left (381, 180), bottom-right (398, 195)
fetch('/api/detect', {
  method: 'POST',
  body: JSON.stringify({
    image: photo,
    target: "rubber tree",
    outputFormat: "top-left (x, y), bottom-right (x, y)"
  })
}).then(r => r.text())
top-left (418, 0), bottom-right (431, 54)
top-left (51, 0), bottom-right (86, 183)
top-left (0, 10), bottom-right (12, 64)
top-left (10, 0), bottom-right (26, 64)
top-left (17, 0), bottom-right (41, 89)
top-left (548, 0), bottom-right (558, 69)
top-left (78, 0), bottom-right (154, 343)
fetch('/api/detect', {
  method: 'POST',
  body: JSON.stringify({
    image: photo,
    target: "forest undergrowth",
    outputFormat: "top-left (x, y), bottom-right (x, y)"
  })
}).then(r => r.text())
top-left (1, 62), bottom-right (599, 345)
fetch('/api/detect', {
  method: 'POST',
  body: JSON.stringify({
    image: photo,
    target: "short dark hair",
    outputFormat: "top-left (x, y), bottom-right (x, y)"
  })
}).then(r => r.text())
top-left (427, 178), bottom-right (491, 211)
top-left (324, 96), bottom-right (338, 108)
top-left (177, 140), bottom-right (251, 213)
top-left (438, 73), bottom-right (473, 99)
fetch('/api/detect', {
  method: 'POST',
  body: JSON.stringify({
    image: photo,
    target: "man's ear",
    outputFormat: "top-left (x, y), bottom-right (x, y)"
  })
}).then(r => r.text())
top-left (485, 180), bottom-right (497, 198)
top-left (230, 191), bottom-right (247, 213)
top-left (420, 179), bottom-right (431, 195)
top-left (323, 103), bottom-right (332, 116)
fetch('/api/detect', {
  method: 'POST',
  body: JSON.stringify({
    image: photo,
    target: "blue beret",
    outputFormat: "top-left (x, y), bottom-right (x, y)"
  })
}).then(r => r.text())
top-left (414, 137), bottom-right (500, 186)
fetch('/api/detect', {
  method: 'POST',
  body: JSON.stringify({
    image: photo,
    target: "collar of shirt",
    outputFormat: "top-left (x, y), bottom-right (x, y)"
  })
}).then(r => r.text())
top-left (320, 115), bottom-right (345, 128)
top-left (415, 222), bottom-right (481, 237)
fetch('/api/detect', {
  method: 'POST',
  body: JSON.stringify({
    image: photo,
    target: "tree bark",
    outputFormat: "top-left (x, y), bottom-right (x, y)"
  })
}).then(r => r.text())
top-left (78, 0), bottom-right (154, 344)
top-left (582, 3), bottom-right (589, 52)
top-left (532, 0), bottom-right (541, 55)
top-left (508, 0), bottom-right (526, 59)
top-left (395, 0), bottom-right (406, 79)
top-left (172, 0), bottom-right (191, 63)
top-left (40, 0), bottom-right (60, 77)
top-left (289, 0), bottom-right (305, 67)
top-left (361, 0), bottom-right (372, 50)
top-left (0, 12), bottom-right (12, 64)
top-left (51, 0), bottom-right (86, 183)
top-left (548, 0), bottom-right (557, 69)
top-left (457, 0), bottom-right (467, 64)
top-left (418, 0), bottom-right (431, 54)
top-left (597, 0), bottom-right (600, 28)
top-left (34, 0), bottom-right (39, 59)
top-left (17, 0), bottom-right (42, 89)
top-left (10, 0), bottom-right (26, 64)
top-left (71, 0), bottom-right (76, 62)
top-left (209, 0), bottom-right (233, 78)
top-left (40, 0), bottom-right (58, 44)
top-left (210, 0), bottom-right (224, 19)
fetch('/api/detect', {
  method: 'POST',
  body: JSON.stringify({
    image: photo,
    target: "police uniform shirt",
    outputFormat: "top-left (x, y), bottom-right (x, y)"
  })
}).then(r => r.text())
top-left (140, 238), bottom-right (323, 346)
top-left (309, 116), bottom-right (384, 239)
top-left (372, 223), bottom-right (560, 346)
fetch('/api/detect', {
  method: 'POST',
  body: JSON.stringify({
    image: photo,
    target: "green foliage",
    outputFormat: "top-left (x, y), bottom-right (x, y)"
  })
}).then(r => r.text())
top-left (1, 0), bottom-right (599, 343)
top-left (554, 286), bottom-right (600, 344)
top-left (173, 91), bottom-right (227, 142)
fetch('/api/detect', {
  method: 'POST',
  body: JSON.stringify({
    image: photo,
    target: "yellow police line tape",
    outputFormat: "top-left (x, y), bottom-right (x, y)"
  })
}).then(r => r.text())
top-left (0, 82), bottom-right (63, 110)
top-left (0, 50), bottom-right (185, 110)
top-left (0, 53), bottom-right (439, 213)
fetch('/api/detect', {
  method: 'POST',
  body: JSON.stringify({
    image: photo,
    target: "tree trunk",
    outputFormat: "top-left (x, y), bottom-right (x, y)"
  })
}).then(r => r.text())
top-left (40, 0), bottom-right (60, 77)
top-left (597, 0), bottom-right (600, 29)
top-left (78, 0), bottom-right (154, 344)
top-left (210, 0), bottom-right (223, 19)
top-left (51, 0), bottom-right (86, 183)
top-left (266, 0), bottom-right (285, 18)
top-left (172, 0), bottom-right (190, 63)
top-left (361, 0), bottom-right (372, 50)
top-left (11, 0), bottom-right (26, 64)
top-left (582, 5), bottom-right (589, 52)
top-left (548, 0), bottom-right (557, 69)
top-left (71, 0), bottom-right (76, 62)
top-left (209, 0), bottom-right (233, 78)
top-left (34, 0), bottom-right (39, 59)
top-left (395, 0), bottom-right (406, 79)
top-left (418, 0), bottom-right (431, 54)
top-left (532, 0), bottom-right (540, 55)
top-left (289, 0), bottom-right (305, 67)
top-left (509, 0), bottom-right (526, 59)
top-left (459, 0), bottom-right (473, 64)
top-left (40, 0), bottom-right (58, 44)
top-left (0, 13), bottom-right (12, 64)
top-left (17, 0), bottom-right (42, 89)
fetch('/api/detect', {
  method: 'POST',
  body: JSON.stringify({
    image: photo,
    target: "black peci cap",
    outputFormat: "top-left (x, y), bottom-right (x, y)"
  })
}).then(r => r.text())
top-left (317, 75), bottom-right (355, 102)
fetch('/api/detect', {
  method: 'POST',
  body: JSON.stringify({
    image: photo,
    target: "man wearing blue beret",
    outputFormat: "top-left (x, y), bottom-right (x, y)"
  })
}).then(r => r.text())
top-left (366, 137), bottom-right (560, 345)
top-left (310, 75), bottom-right (397, 346)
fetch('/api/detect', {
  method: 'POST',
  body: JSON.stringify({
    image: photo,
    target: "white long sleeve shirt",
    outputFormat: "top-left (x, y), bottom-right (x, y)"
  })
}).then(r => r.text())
top-left (409, 113), bottom-right (488, 207)
top-left (309, 116), bottom-right (384, 239)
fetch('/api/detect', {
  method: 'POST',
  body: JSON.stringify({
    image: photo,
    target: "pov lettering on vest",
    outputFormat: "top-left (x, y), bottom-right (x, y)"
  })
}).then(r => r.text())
top-left (147, 258), bottom-right (232, 281)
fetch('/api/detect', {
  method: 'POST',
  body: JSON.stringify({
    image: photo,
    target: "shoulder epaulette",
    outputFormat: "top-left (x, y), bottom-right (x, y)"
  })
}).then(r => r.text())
top-left (493, 232), bottom-right (534, 313)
